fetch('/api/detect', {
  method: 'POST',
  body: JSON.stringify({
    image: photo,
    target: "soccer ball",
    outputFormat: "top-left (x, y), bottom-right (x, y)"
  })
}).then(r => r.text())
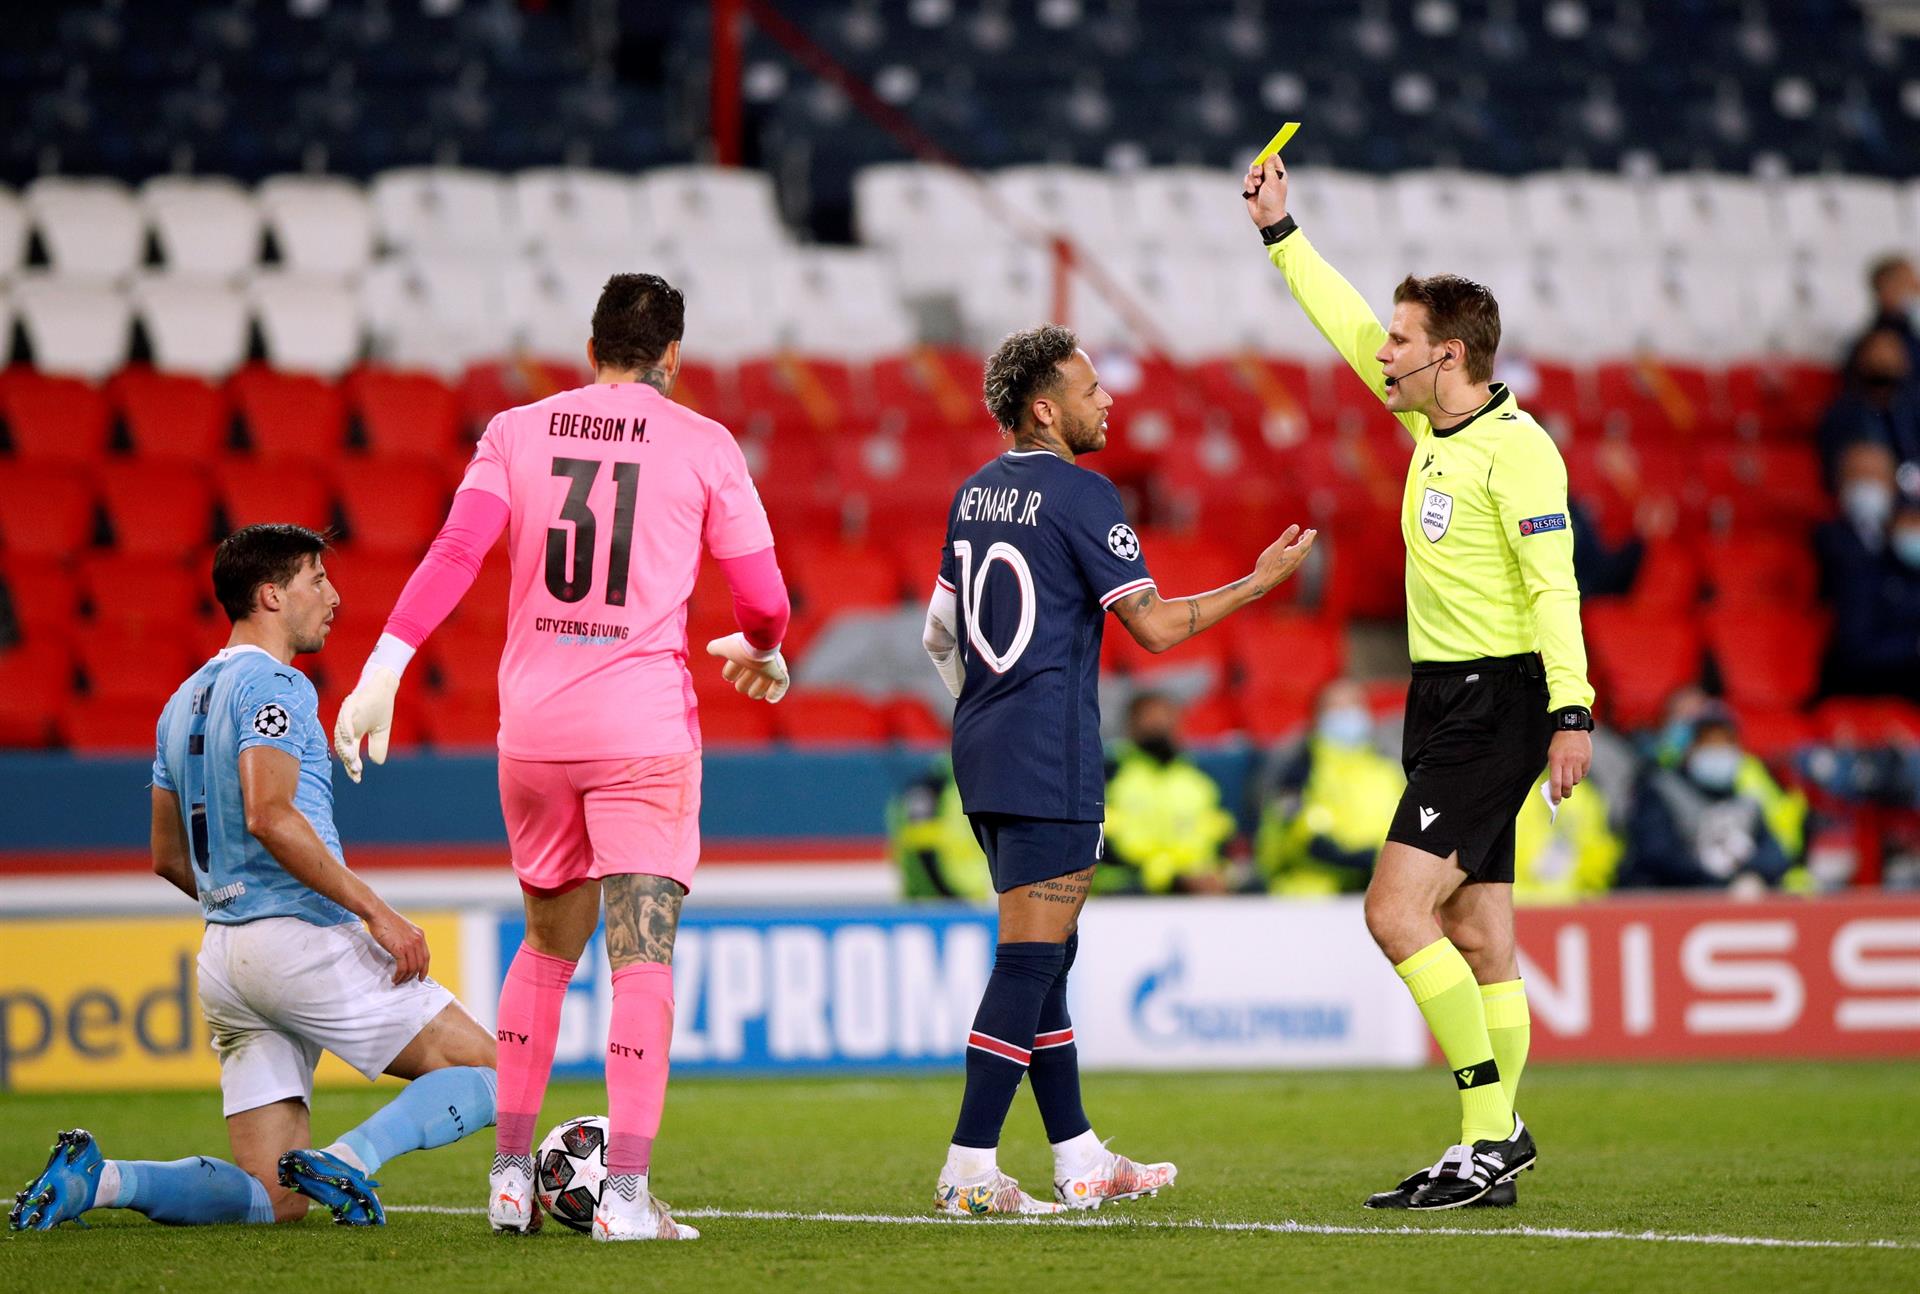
top-left (536, 1115), bottom-right (609, 1233)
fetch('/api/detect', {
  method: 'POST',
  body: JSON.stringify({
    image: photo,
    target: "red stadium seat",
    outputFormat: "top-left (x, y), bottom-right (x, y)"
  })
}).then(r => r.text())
top-left (885, 695), bottom-right (950, 743)
top-left (0, 369), bottom-right (112, 463)
top-left (1704, 606), bottom-right (1827, 712)
top-left (1729, 706), bottom-right (1819, 762)
top-left (1179, 690), bottom-right (1245, 741)
top-left (1703, 532), bottom-right (1818, 608)
top-left (213, 460), bottom-right (336, 533)
top-left (0, 464), bottom-right (98, 557)
top-left (871, 348), bottom-right (984, 429)
top-left (456, 359), bottom-right (584, 430)
top-left (323, 548), bottom-right (422, 638)
top-left (2, 558), bottom-right (80, 644)
top-left (1627, 540), bottom-right (1702, 612)
top-left (229, 366), bottom-right (349, 462)
top-left (417, 692), bottom-right (500, 748)
top-left (1232, 611), bottom-right (1346, 693)
top-left (347, 367), bottom-right (464, 463)
top-left (1724, 361), bottom-right (1838, 441)
top-left (1697, 447), bottom-right (1829, 528)
top-left (1135, 530), bottom-right (1242, 599)
top-left (736, 357), bottom-right (854, 437)
top-left (59, 696), bottom-right (169, 753)
top-left (0, 642), bottom-right (74, 746)
top-left (786, 540), bottom-right (903, 615)
top-left (427, 619), bottom-right (506, 703)
top-left (79, 554), bottom-right (207, 632)
top-left (695, 691), bottom-right (779, 746)
top-left (669, 360), bottom-right (743, 428)
top-left (1811, 697), bottom-right (1920, 748)
top-left (74, 625), bottom-right (194, 706)
top-left (110, 368), bottom-right (232, 462)
top-left (334, 460), bottom-right (452, 555)
top-left (100, 460), bottom-right (217, 556)
top-left (776, 690), bottom-right (890, 745)
top-left (1240, 679), bottom-right (1316, 742)
top-left (832, 431), bottom-right (962, 534)
top-left (1583, 601), bottom-right (1704, 729)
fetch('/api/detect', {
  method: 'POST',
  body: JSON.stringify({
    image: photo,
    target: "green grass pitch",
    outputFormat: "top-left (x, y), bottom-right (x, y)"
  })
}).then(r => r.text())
top-left (5, 1062), bottom-right (1917, 1292)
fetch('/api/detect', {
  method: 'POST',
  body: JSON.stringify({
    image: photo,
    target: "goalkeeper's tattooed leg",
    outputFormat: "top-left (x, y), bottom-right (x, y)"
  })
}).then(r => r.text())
top-left (603, 874), bottom-right (684, 969)
top-left (600, 872), bottom-right (686, 1219)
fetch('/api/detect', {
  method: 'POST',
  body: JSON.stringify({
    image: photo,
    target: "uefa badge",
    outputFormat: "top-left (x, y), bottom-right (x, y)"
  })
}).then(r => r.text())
top-left (1107, 523), bottom-right (1141, 561)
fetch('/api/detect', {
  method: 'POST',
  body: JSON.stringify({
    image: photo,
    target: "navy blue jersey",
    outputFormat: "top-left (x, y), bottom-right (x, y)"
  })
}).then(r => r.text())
top-left (939, 450), bottom-right (1155, 821)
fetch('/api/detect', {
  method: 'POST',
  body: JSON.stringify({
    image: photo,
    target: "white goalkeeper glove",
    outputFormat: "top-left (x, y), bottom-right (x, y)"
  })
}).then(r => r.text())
top-left (333, 634), bottom-right (414, 783)
top-left (705, 632), bottom-right (790, 703)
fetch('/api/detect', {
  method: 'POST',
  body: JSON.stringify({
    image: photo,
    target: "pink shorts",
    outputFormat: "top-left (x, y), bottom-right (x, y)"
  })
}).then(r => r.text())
top-left (498, 752), bottom-right (702, 896)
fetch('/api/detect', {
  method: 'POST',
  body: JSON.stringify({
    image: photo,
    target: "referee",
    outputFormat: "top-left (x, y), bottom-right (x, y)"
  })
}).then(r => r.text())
top-left (1243, 156), bottom-right (1594, 1212)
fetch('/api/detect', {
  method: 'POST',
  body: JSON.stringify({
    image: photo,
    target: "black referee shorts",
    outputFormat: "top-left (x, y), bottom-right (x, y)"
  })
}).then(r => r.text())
top-left (1386, 653), bottom-right (1553, 885)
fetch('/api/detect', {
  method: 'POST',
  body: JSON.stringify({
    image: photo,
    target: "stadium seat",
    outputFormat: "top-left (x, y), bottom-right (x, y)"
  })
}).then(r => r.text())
top-left (831, 430), bottom-right (959, 533)
top-left (885, 695), bottom-right (950, 743)
top-left (110, 368), bottom-right (232, 461)
top-left (1704, 606), bottom-right (1826, 712)
top-left (0, 642), bottom-right (71, 746)
top-left (776, 690), bottom-right (891, 745)
top-left (323, 549), bottom-right (419, 626)
top-left (1178, 690), bottom-right (1244, 741)
top-left (334, 461), bottom-right (450, 555)
top-left (636, 165), bottom-right (790, 254)
top-left (695, 689), bottom-right (779, 745)
top-left (9, 275), bottom-right (134, 380)
top-left (1119, 166), bottom-right (1246, 255)
top-left (74, 625), bottom-right (194, 706)
top-left (60, 695), bottom-right (177, 752)
top-left (0, 368), bottom-right (112, 463)
top-left (988, 164), bottom-right (1129, 254)
top-left (1138, 530), bottom-right (1245, 603)
top-left (130, 275), bottom-right (251, 379)
top-left (1648, 174), bottom-right (1778, 259)
top-left (1811, 697), bottom-right (1920, 748)
top-left (1, 558), bottom-right (78, 645)
top-left (773, 249), bottom-right (916, 361)
top-left (1516, 171), bottom-right (1648, 254)
top-left (510, 167), bottom-right (647, 256)
top-left (1384, 170), bottom-right (1522, 258)
top-left (1583, 602), bottom-right (1704, 729)
top-left (1729, 707), bottom-right (1819, 763)
top-left (256, 176), bottom-right (377, 278)
top-left (22, 177), bottom-right (144, 280)
top-left (669, 248), bottom-right (785, 363)
top-left (0, 464), bottom-right (98, 557)
top-left (1778, 176), bottom-right (1905, 257)
top-left (99, 460), bottom-right (216, 556)
top-left (417, 692), bottom-right (500, 748)
top-left (1627, 540), bottom-right (1703, 612)
top-left (854, 162), bottom-right (1008, 297)
top-left (1703, 532), bottom-right (1818, 609)
top-left (508, 249), bottom-right (624, 363)
top-left (1232, 611), bottom-right (1345, 698)
top-left (955, 241), bottom-right (1056, 353)
top-left (346, 368), bottom-right (464, 463)
top-left (138, 177), bottom-right (263, 279)
top-left (249, 272), bottom-right (367, 377)
top-left (1280, 169), bottom-right (1392, 260)
top-left (0, 186), bottom-right (26, 279)
top-left (426, 619), bottom-right (505, 704)
top-left (229, 366), bottom-right (349, 462)
top-left (362, 253), bottom-right (516, 375)
top-left (786, 540), bottom-right (903, 615)
top-left (371, 167), bottom-right (517, 256)
top-left (213, 460), bottom-right (336, 534)
top-left (79, 554), bottom-right (206, 632)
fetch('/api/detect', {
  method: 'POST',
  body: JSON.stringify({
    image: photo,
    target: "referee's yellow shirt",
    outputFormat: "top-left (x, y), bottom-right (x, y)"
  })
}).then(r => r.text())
top-left (1266, 229), bottom-right (1595, 713)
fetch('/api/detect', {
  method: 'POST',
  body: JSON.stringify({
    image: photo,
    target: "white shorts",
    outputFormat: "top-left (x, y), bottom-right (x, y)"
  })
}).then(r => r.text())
top-left (197, 917), bottom-right (456, 1117)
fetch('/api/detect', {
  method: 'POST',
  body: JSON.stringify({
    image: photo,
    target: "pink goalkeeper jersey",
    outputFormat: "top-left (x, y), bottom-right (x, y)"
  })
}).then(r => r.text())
top-left (460, 381), bottom-right (774, 761)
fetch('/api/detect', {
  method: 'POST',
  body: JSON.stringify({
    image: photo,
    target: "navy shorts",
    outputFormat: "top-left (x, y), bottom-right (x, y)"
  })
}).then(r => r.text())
top-left (966, 813), bottom-right (1105, 894)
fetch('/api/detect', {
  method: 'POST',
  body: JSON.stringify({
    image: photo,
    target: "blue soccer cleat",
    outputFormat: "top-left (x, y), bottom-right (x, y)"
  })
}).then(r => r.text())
top-left (10, 1129), bottom-right (105, 1231)
top-left (277, 1149), bottom-right (386, 1226)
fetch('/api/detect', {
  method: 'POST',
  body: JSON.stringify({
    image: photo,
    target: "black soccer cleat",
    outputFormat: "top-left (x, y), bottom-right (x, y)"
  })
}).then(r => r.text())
top-left (1407, 1116), bottom-right (1537, 1211)
top-left (1364, 1168), bottom-right (1517, 1209)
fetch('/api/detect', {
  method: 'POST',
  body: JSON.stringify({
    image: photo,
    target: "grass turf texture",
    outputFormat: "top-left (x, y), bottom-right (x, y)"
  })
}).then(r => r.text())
top-left (4, 1063), bottom-right (1917, 1292)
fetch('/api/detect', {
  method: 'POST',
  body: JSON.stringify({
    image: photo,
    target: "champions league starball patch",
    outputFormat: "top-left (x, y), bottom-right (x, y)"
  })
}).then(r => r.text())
top-left (251, 702), bottom-right (292, 738)
top-left (1107, 524), bottom-right (1141, 560)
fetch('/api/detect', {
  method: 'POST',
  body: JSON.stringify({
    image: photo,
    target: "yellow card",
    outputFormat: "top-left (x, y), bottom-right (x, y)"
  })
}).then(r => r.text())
top-left (1251, 122), bottom-right (1300, 167)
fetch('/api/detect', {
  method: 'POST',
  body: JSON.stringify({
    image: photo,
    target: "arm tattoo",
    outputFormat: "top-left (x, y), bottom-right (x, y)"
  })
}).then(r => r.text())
top-left (602, 873), bottom-right (685, 968)
top-left (1128, 589), bottom-right (1156, 616)
top-left (638, 367), bottom-right (672, 394)
top-left (1185, 598), bottom-right (1200, 638)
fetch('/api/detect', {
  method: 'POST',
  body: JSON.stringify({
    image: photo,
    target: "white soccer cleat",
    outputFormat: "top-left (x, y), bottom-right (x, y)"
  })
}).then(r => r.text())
top-left (487, 1154), bottom-right (541, 1235)
top-left (1054, 1146), bottom-right (1178, 1210)
top-left (934, 1169), bottom-right (1064, 1217)
top-left (591, 1184), bottom-right (700, 1242)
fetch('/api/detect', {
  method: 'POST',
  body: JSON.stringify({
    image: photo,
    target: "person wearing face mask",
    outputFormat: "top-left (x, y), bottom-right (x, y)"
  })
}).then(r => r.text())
top-left (1253, 680), bottom-right (1406, 896)
top-left (1818, 329), bottom-right (1920, 487)
top-left (1620, 705), bottom-right (1793, 892)
top-left (1652, 686), bottom-right (1807, 860)
top-left (1851, 255), bottom-right (1920, 377)
top-left (1101, 692), bottom-right (1237, 895)
top-left (1822, 486), bottom-right (1920, 703)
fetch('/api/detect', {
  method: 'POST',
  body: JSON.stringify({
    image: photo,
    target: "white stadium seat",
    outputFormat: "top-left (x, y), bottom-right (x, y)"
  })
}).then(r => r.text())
top-left (511, 167), bottom-right (649, 256)
top-left (1779, 175), bottom-right (1907, 256)
top-left (131, 275), bottom-right (251, 378)
top-left (23, 177), bottom-right (144, 280)
top-left (1616, 252), bottom-right (1752, 362)
top-left (1081, 250), bottom-right (1238, 361)
top-left (955, 241), bottom-right (1056, 351)
top-left (508, 249), bottom-right (632, 362)
top-left (1516, 171), bottom-right (1649, 253)
top-left (1386, 171), bottom-right (1522, 259)
top-left (1118, 167), bottom-right (1248, 254)
top-left (361, 253), bottom-right (515, 375)
top-left (1790, 250), bottom-right (1874, 360)
top-left (1280, 168), bottom-right (1392, 263)
top-left (988, 165), bottom-right (1129, 255)
top-left (637, 165), bottom-right (789, 254)
top-left (1648, 174), bottom-right (1779, 257)
top-left (0, 187), bottom-right (26, 279)
top-left (1499, 250), bottom-right (1629, 363)
top-left (854, 162), bottom-right (1014, 302)
top-left (257, 175), bottom-right (376, 278)
top-left (772, 248), bottom-right (915, 360)
top-left (11, 274), bottom-right (134, 378)
top-left (139, 177), bottom-right (262, 279)
top-left (249, 271), bottom-right (365, 376)
top-left (370, 167), bottom-right (516, 256)
top-left (669, 248), bottom-right (785, 362)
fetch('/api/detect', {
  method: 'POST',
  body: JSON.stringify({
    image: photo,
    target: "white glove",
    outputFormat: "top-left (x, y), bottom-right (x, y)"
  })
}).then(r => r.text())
top-left (334, 664), bottom-right (401, 783)
top-left (706, 633), bottom-right (790, 703)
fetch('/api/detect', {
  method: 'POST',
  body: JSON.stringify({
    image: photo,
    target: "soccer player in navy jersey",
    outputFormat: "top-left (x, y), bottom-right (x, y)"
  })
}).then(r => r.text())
top-left (923, 326), bottom-right (1318, 1214)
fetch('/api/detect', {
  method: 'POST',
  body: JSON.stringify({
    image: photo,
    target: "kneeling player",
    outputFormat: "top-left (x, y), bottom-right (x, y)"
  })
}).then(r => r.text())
top-left (10, 526), bottom-right (497, 1232)
top-left (924, 327), bottom-right (1317, 1214)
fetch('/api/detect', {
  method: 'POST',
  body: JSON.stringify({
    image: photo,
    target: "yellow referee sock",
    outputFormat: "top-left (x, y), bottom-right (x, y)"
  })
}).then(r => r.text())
top-left (1480, 979), bottom-right (1530, 1112)
top-left (1394, 938), bottom-right (1513, 1145)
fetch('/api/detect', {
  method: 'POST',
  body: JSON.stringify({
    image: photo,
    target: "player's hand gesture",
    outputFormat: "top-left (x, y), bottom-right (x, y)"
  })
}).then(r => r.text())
top-left (333, 665), bottom-right (401, 783)
top-left (1249, 524), bottom-right (1317, 598)
top-left (706, 633), bottom-right (791, 703)
top-left (1243, 156), bottom-right (1289, 228)
top-left (1547, 729), bottom-right (1592, 805)
top-left (367, 904), bottom-right (430, 984)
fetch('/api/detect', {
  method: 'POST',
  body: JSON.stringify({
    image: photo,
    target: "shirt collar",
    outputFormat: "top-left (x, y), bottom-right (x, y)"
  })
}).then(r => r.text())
top-left (1430, 382), bottom-right (1512, 439)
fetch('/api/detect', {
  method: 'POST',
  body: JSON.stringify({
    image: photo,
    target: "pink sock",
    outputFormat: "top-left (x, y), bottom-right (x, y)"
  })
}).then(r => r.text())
top-left (606, 963), bottom-right (674, 1176)
top-left (493, 945), bottom-right (577, 1157)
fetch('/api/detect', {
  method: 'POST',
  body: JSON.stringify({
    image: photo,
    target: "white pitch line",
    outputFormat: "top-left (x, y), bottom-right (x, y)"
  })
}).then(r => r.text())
top-left (384, 1205), bottom-right (1919, 1251)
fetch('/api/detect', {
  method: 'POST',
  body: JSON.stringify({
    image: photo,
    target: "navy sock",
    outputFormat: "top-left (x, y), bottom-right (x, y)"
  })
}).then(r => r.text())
top-left (112, 1157), bottom-right (274, 1225)
top-left (952, 941), bottom-right (1066, 1150)
top-left (1028, 931), bottom-right (1091, 1144)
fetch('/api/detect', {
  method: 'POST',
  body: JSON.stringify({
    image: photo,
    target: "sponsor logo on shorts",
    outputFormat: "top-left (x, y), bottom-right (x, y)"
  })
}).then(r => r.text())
top-left (1517, 513), bottom-right (1567, 536)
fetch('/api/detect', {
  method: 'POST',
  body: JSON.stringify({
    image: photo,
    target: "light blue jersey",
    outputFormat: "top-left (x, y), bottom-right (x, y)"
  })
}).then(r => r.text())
top-left (152, 645), bottom-right (355, 927)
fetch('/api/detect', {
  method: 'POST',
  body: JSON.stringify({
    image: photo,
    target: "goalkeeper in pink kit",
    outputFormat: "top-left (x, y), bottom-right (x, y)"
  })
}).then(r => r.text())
top-left (332, 274), bottom-right (791, 1241)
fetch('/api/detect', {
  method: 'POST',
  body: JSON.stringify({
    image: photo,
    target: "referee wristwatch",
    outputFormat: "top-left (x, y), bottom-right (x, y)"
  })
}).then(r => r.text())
top-left (1551, 705), bottom-right (1595, 732)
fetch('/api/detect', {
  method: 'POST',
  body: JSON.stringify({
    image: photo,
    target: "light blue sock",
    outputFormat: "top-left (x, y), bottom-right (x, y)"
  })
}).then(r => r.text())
top-left (111, 1157), bottom-right (275, 1225)
top-left (338, 1066), bottom-right (497, 1176)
